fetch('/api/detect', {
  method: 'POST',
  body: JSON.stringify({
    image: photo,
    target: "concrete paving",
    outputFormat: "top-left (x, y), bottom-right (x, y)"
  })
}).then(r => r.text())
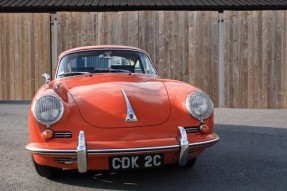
top-left (0, 104), bottom-right (286, 191)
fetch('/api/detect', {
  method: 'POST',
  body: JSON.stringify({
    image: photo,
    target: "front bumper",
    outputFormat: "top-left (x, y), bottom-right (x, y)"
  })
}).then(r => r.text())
top-left (26, 127), bottom-right (219, 172)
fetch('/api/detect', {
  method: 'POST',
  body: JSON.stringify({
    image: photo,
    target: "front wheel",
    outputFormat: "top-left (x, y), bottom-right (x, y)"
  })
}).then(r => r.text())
top-left (183, 157), bottom-right (197, 168)
top-left (32, 156), bottom-right (61, 179)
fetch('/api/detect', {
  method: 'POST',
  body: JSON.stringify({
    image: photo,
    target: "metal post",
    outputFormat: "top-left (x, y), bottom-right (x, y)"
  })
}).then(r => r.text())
top-left (218, 11), bottom-right (225, 107)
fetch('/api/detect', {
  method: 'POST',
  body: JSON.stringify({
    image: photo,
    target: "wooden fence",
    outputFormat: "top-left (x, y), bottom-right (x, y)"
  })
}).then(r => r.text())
top-left (0, 11), bottom-right (286, 108)
top-left (224, 11), bottom-right (287, 108)
top-left (0, 13), bottom-right (51, 100)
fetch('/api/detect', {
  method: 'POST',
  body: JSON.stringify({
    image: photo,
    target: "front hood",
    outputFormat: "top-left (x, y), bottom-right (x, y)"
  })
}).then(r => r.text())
top-left (60, 74), bottom-right (170, 128)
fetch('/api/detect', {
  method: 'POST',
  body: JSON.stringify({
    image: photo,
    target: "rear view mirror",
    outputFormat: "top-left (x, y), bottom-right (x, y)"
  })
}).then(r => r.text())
top-left (42, 73), bottom-right (51, 84)
top-left (99, 52), bottom-right (113, 59)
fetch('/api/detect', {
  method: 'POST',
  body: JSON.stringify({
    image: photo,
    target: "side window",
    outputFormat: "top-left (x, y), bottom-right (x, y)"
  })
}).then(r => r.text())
top-left (134, 55), bottom-right (157, 75)
top-left (134, 60), bottom-right (143, 74)
top-left (143, 55), bottom-right (156, 75)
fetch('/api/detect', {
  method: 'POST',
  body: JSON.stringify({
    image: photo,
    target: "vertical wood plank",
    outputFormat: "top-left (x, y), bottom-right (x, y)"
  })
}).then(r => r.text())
top-left (212, 12), bottom-right (219, 107)
top-left (261, 11), bottom-right (269, 109)
top-left (283, 11), bottom-right (287, 108)
top-left (188, 12), bottom-right (196, 86)
top-left (157, 11), bottom-right (166, 78)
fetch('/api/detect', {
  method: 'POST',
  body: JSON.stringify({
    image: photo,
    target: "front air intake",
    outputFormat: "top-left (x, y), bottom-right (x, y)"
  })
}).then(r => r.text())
top-left (55, 158), bottom-right (76, 164)
top-left (53, 131), bottom-right (72, 138)
top-left (184, 127), bottom-right (199, 133)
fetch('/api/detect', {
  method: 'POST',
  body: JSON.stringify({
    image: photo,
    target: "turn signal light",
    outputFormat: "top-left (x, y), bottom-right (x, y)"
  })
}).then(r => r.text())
top-left (199, 124), bottom-right (210, 134)
top-left (42, 129), bottom-right (53, 140)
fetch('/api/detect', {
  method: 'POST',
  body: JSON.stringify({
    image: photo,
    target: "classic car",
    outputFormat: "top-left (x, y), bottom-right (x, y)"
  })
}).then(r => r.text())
top-left (26, 45), bottom-right (219, 179)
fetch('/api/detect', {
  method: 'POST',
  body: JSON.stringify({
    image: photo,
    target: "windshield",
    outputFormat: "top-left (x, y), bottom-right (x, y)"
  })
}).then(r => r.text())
top-left (56, 49), bottom-right (157, 78)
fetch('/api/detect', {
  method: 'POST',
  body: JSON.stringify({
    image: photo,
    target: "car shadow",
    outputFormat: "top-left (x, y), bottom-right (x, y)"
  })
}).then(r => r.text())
top-left (55, 165), bottom-right (200, 190)
top-left (50, 124), bottom-right (287, 190)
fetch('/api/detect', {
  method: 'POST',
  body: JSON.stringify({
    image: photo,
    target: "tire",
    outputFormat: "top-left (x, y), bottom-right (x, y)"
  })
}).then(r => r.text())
top-left (183, 157), bottom-right (197, 168)
top-left (32, 156), bottom-right (61, 179)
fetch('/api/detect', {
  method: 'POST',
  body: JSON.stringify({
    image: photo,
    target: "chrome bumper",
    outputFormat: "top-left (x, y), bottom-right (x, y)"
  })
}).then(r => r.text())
top-left (178, 127), bottom-right (189, 166)
top-left (26, 127), bottom-right (219, 173)
top-left (77, 131), bottom-right (87, 173)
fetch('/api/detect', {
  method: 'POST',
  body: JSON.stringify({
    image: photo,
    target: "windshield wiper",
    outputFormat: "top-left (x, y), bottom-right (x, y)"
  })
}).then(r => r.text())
top-left (94, 69), bottom-right (131, 74)
top-left (58, 72), bottom-right (91, 78)
top-left (109, 69), bottom-right (131, 74)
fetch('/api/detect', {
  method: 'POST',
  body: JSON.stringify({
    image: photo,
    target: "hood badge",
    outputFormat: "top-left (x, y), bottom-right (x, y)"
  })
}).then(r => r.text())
top-left (120, 88), bottom-right (138, 123)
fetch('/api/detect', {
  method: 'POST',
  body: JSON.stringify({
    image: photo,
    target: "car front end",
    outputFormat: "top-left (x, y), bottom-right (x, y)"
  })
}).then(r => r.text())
top-left (26, 46), bottom-right (219, 178)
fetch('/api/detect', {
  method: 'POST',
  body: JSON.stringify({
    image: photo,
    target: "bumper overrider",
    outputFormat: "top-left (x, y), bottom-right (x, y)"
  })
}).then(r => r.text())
top-left (26, 127), bottom-right (219, 173)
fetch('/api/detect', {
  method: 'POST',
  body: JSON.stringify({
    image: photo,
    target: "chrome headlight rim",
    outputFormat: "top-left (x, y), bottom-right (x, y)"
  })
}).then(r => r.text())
top-left (32, 95), bottom-right (64, 126)
top-left (186, 92), bottom-right (213, 121)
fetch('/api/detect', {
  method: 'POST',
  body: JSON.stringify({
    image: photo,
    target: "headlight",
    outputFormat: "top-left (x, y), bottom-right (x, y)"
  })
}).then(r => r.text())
top-left (32, 95), bottom-right (64, 126)
top-left (186, 92), bottom-right (213, 121)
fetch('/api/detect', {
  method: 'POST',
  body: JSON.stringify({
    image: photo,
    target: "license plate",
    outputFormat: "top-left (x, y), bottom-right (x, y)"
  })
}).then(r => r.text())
top-left (109, 154), bottom-right (164, 170)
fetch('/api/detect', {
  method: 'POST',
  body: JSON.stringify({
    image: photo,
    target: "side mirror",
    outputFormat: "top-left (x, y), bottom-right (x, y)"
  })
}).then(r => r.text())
top-left (42, 73), bottom-right (51, 84)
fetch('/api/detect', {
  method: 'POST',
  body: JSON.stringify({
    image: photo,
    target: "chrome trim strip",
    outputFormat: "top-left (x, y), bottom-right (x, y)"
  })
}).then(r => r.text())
top-left (25, 145), bottom-right (179, 155)
top-left (189, 135), bottom-right (220, 147)
top-left (53, 132), bottom-right (72, 138)
top-left (178, 126), bottom-right (189, 166)
top-left (185, 127), bottom-right (199, 133)
top-left (120, 88), bottom-right (138, 122)
top-left (54, 132), bottom-right (71, 135)
top-left (87, 145), bottom-right (179, 154)
top-left (25, 146), bottom-right (76, 154)
top-left (77, 131), bottom-right (87, 173)
top-left (25, 134), bottom-right (219, 155)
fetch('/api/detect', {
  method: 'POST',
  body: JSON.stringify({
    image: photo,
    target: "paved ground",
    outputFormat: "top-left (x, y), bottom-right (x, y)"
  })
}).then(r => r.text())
top-left (0, 104), bottom-right (286, 191)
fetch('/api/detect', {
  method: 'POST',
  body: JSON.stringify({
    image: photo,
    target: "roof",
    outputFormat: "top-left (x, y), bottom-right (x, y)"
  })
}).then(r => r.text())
top-left (0, 0), bottom-right (287, 12)
top-left (59, 45), bottom-right (146, 59)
